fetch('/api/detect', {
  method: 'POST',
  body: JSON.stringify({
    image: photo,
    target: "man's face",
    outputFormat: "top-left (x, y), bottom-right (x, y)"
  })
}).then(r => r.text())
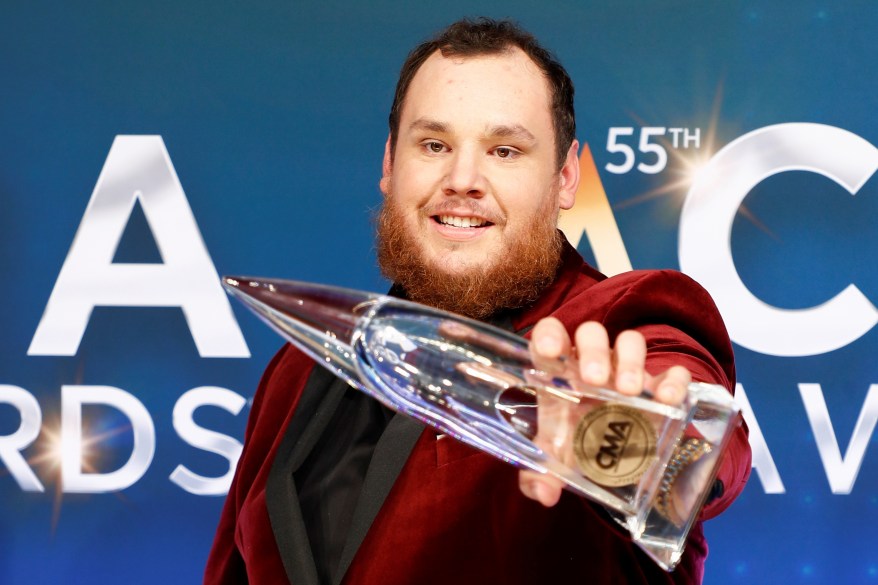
top-left (377, 47), bottom-right (579, 317)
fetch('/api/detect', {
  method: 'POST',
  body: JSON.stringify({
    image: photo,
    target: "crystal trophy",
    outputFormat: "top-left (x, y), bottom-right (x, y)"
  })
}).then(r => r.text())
top-left (223, 276), bottom-right (741, 571)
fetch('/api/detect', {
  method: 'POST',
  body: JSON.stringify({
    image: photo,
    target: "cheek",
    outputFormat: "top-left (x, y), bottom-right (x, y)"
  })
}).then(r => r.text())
top-left (390, 165), bottom-right (435, 205)
top-left (504, 185), bottom-right (556, 224)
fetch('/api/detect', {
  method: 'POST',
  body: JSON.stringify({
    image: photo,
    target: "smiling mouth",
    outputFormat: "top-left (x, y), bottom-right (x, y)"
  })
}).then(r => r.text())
top-left (433, 215), bottom-right (493, 228)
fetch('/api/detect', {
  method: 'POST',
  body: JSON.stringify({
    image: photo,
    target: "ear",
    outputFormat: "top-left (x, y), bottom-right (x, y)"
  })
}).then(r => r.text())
top-left (557, 139), bottom-right (580, 210)
top-left (379, 134), bottom-right (393, 196)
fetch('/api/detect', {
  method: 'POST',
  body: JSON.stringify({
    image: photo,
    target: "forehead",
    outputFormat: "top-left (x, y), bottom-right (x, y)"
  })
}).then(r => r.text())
top-left (400, 47), bottom-right (554, 135)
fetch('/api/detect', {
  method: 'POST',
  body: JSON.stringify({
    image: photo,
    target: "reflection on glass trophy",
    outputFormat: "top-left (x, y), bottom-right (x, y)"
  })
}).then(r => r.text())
top-left (223, 276), bottom-right (741, 571)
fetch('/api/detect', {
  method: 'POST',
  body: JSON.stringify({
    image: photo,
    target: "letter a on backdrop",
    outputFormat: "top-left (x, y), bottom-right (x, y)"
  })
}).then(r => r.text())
top-left (28, 135), bottom-right (249, 357)
top-left (558, 143), bottom-right (633, 276)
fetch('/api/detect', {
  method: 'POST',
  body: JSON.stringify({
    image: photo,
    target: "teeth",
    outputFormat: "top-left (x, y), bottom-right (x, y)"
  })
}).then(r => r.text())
top-left (439, 215), bottom-right (488, 228)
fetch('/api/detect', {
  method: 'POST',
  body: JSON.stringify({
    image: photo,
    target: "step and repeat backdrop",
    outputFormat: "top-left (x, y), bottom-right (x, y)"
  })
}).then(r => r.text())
top-left (2, 1), bottom-right (877, 583)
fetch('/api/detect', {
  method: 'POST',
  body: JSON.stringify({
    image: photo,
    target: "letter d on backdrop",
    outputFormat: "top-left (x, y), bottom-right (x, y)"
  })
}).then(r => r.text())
top-left (29, 136), bottom-right (249, 358)
top-left (61, 385), bottom-right (155, 493)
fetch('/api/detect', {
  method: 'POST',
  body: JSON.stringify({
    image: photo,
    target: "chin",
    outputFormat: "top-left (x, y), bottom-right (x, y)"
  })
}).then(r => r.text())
top-left (425, 248), bottom-right (495, 274)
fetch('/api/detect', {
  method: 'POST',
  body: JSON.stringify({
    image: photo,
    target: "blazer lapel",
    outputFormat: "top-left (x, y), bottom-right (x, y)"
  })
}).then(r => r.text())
top-left (266, 364), bottom-right (349, 585)
top-left (332, 414), bottom-right (424, 585)
top-left (332, 312), bottom-right (518, 583)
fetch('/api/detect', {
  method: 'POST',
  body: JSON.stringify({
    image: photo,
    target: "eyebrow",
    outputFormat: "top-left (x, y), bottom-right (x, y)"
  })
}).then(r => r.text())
top-left (409, 117), bottom-right (449, 133)
top-left (408, 118), bottom-right (536, 143)
top-left (485, 124), bottom-right (536, 142)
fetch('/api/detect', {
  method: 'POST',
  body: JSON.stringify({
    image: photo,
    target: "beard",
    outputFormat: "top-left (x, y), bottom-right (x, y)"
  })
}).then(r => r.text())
top-left (376, 196), bottom-right (563, 320)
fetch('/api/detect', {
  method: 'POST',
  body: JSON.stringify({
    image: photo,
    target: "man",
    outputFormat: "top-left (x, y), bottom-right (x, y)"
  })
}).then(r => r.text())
top-left (205, 18), bottom-right (751, 584)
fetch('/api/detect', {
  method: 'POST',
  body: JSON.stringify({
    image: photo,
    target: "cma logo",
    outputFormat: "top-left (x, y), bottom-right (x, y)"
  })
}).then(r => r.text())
top-left (596, 421), bottom-right (632, 470)
top-left (26, 124), bottom-right (878, 363)
top-left (563, 122), bottom-right (878, 358)
top-left (3, 126), bottom-right (877, 496)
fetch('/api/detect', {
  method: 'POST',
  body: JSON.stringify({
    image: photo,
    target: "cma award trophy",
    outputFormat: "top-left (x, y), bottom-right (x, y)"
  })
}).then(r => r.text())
top-left (223, 276), bottom-right (741, 571)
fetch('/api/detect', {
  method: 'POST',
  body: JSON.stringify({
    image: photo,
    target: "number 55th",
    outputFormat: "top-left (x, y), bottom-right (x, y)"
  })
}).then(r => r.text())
top-left (605, 127), bottom-right (701, 174)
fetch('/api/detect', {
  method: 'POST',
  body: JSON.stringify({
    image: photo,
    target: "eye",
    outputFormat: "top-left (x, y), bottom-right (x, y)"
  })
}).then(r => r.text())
top-left (424, 141), bottom-right (446, 153)
top-left (494, 147), bottom-right (519, 159)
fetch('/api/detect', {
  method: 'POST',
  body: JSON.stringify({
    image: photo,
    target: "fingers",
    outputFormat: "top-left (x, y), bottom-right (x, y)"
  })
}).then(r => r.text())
top-left (523, 322), bottom-right (568, 507)
top-left (533, 318), bottom-right (690, 404)
top-left (575, 322), bottom-right (611, 385)
top-left (519, 469), bottom-right (564, 507)
top-left (648, 365), bottom-right (691, 405)
top-left (612, 330), bottom-right (646, 395)
top-left (530, 317), bottom-right (571, 360)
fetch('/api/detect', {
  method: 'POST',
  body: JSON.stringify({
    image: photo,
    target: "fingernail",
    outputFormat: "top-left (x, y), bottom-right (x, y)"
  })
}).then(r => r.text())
top-left (585, 362), bottom-right (606, 382)
top-left (658, 383), bottom-right (679, 403)
top-left (537, 335), bottom-right (561, 355)
top-left (618, 371), bottom-right (638, 391)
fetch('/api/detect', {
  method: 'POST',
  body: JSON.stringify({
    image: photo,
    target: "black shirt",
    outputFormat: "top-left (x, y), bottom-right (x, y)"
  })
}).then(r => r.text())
top-left (294, 386), bottom-right (394, 584)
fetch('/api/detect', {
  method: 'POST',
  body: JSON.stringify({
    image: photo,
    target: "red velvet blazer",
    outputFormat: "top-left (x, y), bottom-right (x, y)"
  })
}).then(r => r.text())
top-left (205, 246), bottom-right (751, 585)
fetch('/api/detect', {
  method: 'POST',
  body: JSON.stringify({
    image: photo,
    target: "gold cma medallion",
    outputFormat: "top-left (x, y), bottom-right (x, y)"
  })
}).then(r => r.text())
top-left (573, 403), bottom-right (657, 487)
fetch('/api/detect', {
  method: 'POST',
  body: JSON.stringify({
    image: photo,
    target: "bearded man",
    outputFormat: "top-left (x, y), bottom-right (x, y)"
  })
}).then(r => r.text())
top-left (205, 18), bottom-right (751, 585)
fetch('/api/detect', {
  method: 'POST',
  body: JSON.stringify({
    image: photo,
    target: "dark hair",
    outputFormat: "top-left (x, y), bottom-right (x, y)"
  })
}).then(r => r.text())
top-left (388, 18), bottom-right (576, 169)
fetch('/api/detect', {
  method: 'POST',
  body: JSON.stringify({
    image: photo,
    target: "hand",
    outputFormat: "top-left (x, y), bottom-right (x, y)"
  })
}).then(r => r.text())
top-left (518, 317), bottom-right (691, 507)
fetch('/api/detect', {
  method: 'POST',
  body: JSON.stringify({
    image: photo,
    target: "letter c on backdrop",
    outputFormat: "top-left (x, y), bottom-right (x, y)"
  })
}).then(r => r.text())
top-left (679, 123), bottom-right (878, 357)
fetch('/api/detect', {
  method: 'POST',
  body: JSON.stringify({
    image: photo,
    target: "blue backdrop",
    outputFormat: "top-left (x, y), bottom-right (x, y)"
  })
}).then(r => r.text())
top-left (2, 1), bottom-right (878, 583)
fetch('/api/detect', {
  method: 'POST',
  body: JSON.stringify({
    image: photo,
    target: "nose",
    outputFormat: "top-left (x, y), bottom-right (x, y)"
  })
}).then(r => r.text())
top-left (442, 148), bottom-right (486, 198)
